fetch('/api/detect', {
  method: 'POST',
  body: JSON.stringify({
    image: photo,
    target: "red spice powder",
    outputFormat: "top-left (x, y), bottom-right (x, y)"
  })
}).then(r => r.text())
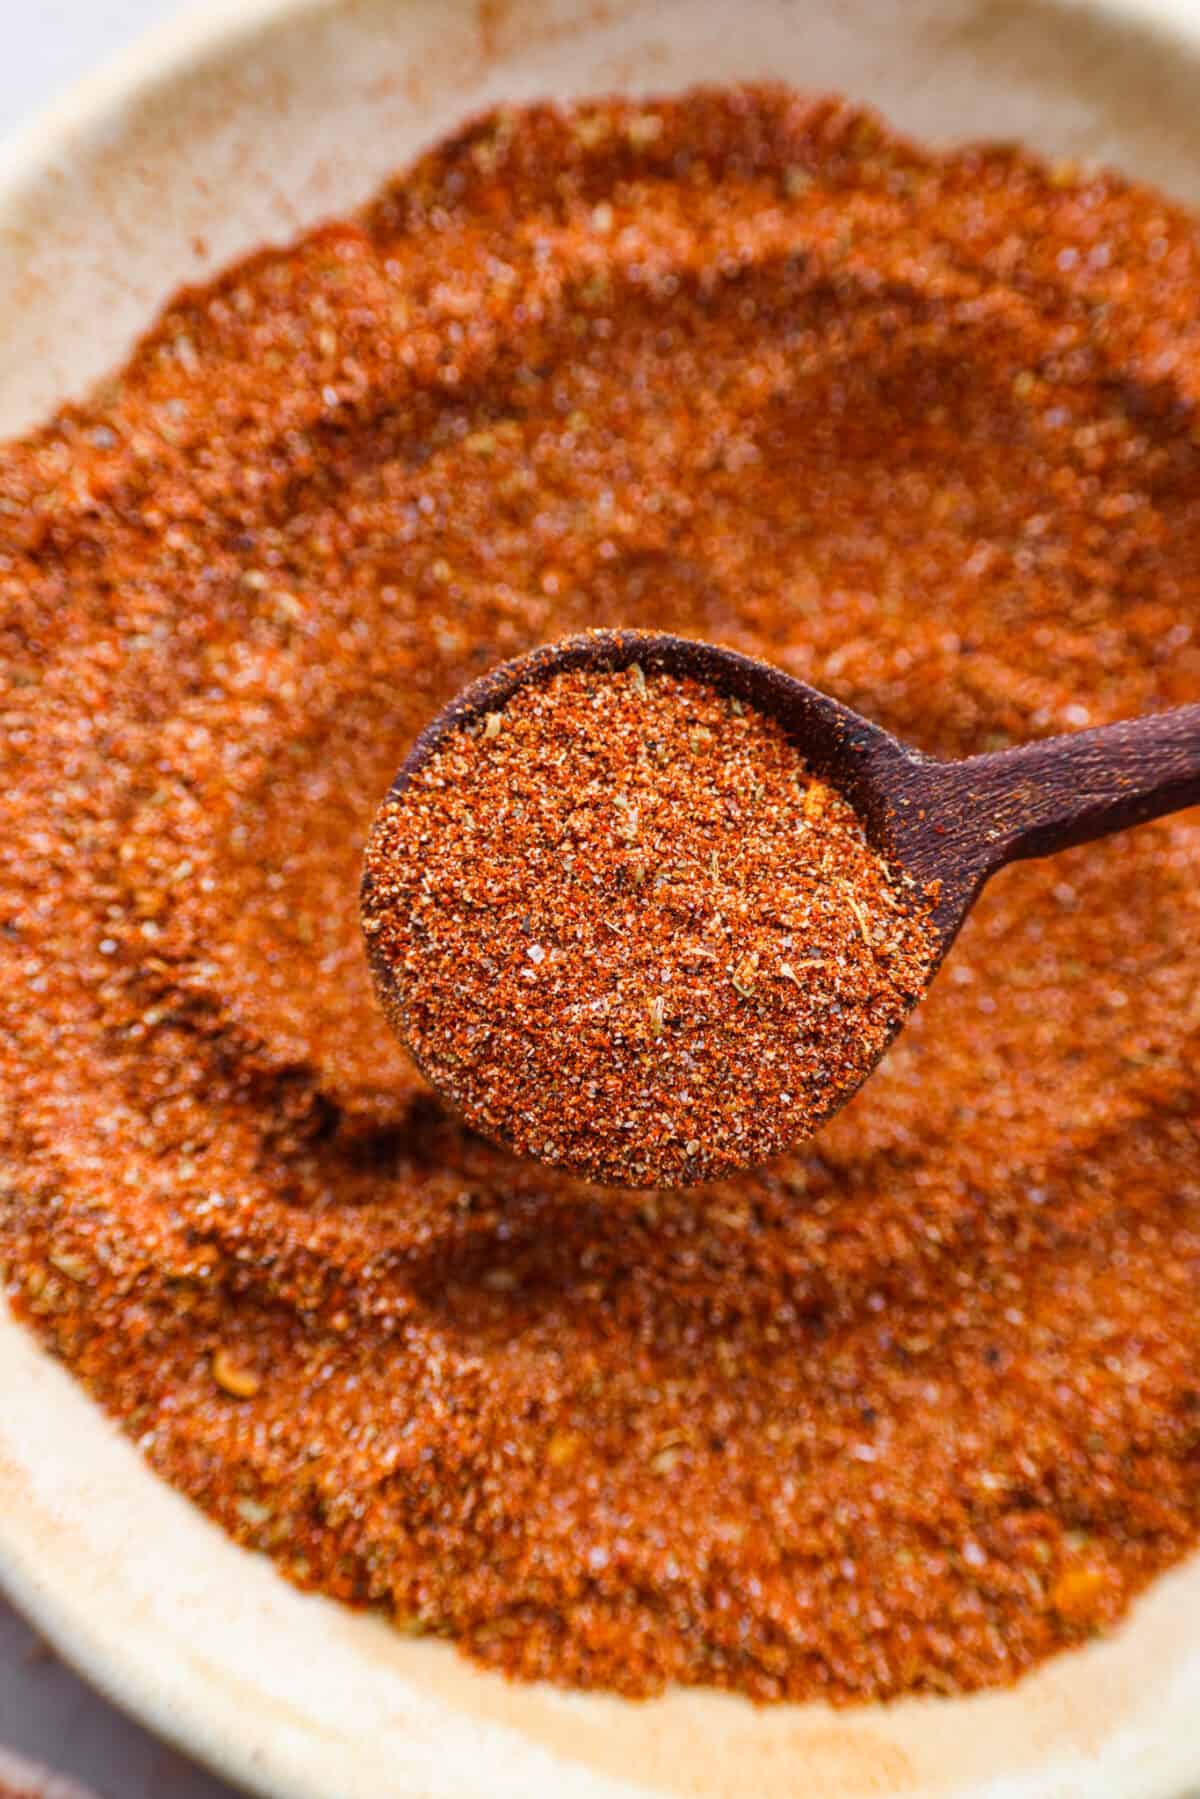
top-left (363, 662), bottom-right (937, 1185)
top-left (1, 87), bottom-right (1198, 1704)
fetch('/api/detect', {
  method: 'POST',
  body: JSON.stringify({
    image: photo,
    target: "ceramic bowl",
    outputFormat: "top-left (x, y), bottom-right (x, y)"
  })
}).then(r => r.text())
top-left (1, 1), bottom-right (1199, 1794)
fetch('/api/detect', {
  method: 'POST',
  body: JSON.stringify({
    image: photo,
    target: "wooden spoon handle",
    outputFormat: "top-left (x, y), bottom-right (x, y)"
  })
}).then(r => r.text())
top-left (926, 702), bottom-right (1200, 877)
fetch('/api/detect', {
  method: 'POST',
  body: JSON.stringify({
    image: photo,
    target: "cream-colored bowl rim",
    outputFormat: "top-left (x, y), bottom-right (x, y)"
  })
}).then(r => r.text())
top-left (1, 2), bottom-right (1200, 1795)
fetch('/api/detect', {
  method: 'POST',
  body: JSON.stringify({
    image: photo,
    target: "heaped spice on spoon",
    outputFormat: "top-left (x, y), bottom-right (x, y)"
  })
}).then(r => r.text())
top-left (363, 664), bottom-right (937, 1184)
top-left (2, 86), bottom-right (1199, 1707)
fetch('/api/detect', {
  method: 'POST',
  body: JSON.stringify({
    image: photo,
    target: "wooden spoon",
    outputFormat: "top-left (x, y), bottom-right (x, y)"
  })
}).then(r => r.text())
top-left (383, 628), bottom-right (1200, 959)
top-left (366, 629), bottom-right (1200, 1175)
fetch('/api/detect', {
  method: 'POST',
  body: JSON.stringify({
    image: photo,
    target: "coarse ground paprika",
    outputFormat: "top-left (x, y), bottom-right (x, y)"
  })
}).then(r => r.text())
top-left (1, 87), bottom-right (1198, 1704)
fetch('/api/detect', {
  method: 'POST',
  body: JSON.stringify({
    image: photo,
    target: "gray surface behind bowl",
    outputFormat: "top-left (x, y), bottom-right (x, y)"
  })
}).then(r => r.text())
top-left (1, 1), bottom-right (172, 136)
top-left (0, 1605), bottom-right (236, 1799)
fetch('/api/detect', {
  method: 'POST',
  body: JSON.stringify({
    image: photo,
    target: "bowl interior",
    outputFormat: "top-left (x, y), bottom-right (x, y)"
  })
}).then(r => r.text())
top-left (1, 1), bottom-right (1199, 1796)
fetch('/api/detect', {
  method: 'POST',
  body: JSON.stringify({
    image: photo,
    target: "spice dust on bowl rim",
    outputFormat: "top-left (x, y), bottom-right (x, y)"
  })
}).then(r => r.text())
top-left (2, 2), bottom-right (1200, 1797)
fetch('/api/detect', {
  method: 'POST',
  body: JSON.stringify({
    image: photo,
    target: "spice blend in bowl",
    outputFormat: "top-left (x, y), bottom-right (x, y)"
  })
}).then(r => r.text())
top-left (363, 660), bottom-right (938, 1184)
top-left (1, 86), bottom-right (1199, 1706)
